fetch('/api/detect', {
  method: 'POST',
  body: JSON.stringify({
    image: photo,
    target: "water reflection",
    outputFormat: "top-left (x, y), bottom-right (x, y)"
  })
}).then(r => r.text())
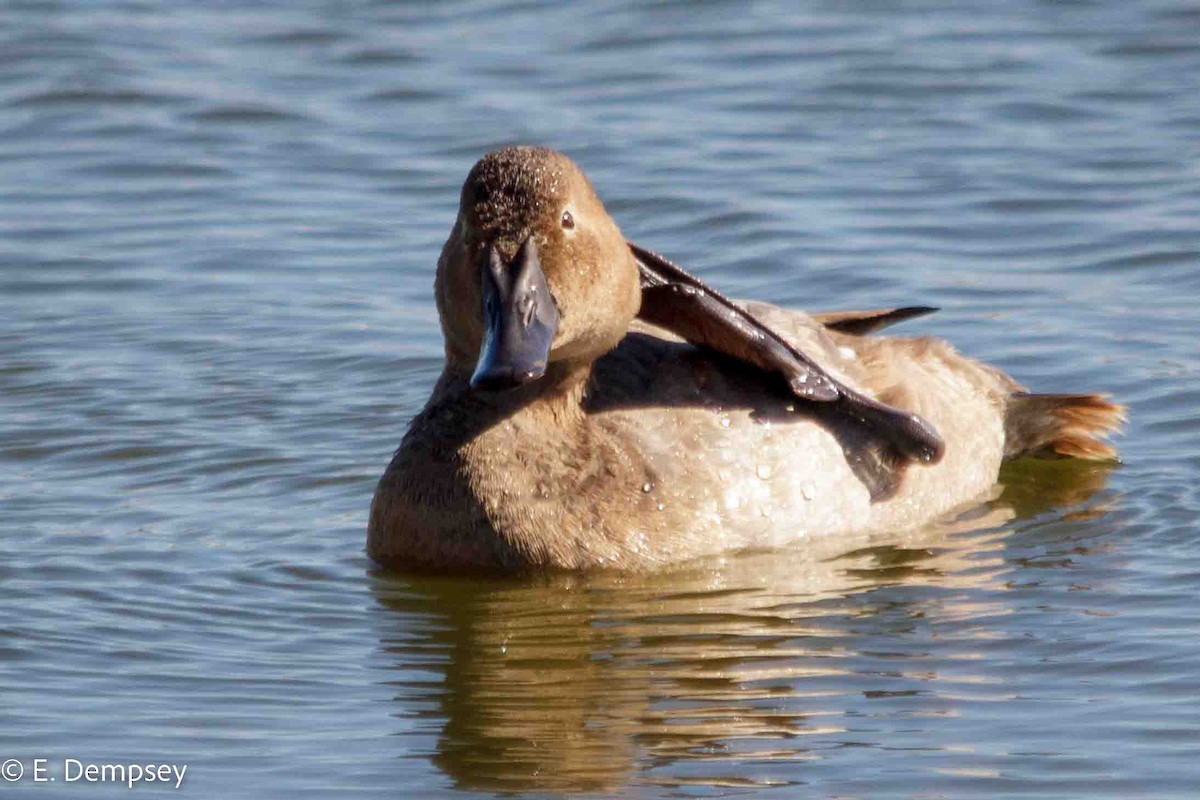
top-left (370, 460), bottom-right (1115, 793)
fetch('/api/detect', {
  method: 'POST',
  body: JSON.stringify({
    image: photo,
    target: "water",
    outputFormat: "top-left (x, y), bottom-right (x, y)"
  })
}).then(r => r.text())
top-left (2, 0), bottom-right (1198, 796)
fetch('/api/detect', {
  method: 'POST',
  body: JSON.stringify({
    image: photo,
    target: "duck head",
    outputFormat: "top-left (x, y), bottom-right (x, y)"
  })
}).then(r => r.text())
top-left (436, 146), bottom-right (640, 390)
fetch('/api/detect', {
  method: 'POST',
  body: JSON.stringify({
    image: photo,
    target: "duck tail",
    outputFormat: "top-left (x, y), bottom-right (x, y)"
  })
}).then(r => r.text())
top-left (1004, 392), bottom-right (1126, 461)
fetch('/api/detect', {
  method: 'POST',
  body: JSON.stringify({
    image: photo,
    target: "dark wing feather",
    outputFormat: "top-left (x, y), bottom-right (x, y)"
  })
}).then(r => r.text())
top-left (631, 242), bottom-right (945, 466)
top-left (815, 306), bottom-right (938, 335)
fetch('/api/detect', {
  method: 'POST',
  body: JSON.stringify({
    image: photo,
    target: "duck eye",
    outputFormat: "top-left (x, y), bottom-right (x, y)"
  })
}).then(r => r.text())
top-left (560, 210), bottom-right (575, 230)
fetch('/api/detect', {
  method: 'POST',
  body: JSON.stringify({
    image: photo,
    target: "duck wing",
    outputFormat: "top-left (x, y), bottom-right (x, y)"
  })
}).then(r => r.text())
top-left (630, 242), bottom-right (945, 466)
top-left (814, 306), bottom-right (938, 335)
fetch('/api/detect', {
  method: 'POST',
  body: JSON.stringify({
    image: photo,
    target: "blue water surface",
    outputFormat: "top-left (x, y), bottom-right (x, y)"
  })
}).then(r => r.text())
top-left (2, 1), bottom-right (1199, 797)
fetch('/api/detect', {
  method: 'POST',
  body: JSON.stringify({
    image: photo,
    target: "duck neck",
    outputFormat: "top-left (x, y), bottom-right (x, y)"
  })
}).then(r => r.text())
top-left (407, 357), bottom-right (596, 467)
top-left (452, 357), bottom-right (591, 422)
top-left (387, 354), bottom-right (655, 570)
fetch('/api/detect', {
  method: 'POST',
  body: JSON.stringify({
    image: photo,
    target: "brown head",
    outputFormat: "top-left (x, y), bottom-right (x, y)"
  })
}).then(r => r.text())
top-left (435, 146), bottom-right (640, 389)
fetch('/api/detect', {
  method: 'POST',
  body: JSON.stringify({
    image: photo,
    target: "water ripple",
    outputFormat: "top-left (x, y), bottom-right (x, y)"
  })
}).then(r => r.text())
top-left (1, 0), bottom-right (1198, 797)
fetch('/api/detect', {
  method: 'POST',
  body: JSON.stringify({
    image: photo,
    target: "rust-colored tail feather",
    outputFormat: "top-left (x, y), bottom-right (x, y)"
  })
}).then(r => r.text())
top-left (1004, 392), bottom-right (1126, 461)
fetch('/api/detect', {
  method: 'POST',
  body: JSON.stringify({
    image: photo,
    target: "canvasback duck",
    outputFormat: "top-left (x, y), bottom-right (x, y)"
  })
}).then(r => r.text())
top-left (367, 146), bottom-right (1123, 572)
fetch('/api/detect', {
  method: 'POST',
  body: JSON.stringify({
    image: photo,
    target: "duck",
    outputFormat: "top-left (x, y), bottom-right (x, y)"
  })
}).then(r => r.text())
top-left (367, 146), bottom-right (1124, 572)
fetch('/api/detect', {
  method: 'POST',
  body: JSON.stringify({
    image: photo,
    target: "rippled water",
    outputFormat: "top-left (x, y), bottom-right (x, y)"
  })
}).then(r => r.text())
top-left (2, 1), bottom-right (1198, 797)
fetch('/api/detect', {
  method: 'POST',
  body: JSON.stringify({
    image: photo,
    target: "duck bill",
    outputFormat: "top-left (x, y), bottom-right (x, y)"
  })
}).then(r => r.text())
top-left (470, 237), bottom-right (560, 391)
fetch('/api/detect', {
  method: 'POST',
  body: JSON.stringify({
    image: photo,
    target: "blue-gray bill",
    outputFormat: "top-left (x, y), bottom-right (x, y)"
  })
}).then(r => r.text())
top-left (470, 237), bottom-right (561, 391)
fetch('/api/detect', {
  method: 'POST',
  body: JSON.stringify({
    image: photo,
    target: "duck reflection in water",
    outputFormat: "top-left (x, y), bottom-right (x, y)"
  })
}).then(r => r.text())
top-left (370, 460), bottom-right (1117, 794)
